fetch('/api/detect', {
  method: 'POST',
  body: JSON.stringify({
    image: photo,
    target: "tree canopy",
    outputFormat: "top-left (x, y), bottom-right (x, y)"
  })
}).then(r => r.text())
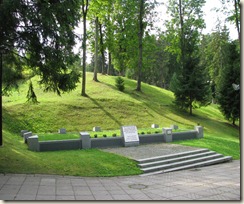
top-left (0, 0), bottom-right (82, 100)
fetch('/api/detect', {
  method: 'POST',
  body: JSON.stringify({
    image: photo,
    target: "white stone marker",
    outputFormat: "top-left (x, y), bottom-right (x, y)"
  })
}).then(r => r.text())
top-left (121, 125), bottom-right (139, 147)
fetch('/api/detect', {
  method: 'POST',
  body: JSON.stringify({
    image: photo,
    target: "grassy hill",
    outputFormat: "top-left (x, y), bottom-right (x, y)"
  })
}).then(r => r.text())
top-left (1, 72), bottom-right (240, 176)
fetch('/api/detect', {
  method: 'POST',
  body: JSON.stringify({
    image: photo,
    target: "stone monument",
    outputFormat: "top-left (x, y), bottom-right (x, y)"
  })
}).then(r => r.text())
top-left (121, 125), bottom-right (139, 147)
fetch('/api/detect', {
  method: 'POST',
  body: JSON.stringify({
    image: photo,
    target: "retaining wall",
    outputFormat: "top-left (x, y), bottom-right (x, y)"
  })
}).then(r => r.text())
top-left (26, 126), bottom-right (203, 152)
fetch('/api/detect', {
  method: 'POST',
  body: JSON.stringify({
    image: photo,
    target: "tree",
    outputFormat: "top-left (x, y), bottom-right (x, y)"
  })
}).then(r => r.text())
top-left (93, 17), bottom-right (99, 82)
top-left (166, 0), bottom-right (211, 115)
top-left (217, 40), bottom-right (240, 126)
top-left (81, 0), bottom-right (89, 96)
top-left (0, 0), bottom-right (81, 98)
top-left (219, 0), bottom-right (240, 42)
top-left (136, 0), bottom-right (144, 91)
top-left (200, 24), bottom-right (230, 103)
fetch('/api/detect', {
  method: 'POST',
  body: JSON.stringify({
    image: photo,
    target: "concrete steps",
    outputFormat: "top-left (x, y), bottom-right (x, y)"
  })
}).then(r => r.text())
top-left (136, 149), bottom-right (232, 176)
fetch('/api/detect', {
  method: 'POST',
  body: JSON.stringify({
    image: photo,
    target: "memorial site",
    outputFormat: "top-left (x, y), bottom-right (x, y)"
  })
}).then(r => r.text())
top-left (0, 0), bottom-right (240, 201)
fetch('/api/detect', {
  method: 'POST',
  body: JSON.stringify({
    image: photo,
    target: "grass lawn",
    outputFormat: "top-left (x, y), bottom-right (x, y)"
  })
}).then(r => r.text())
top-left (1, 72), bottom-right (240, 177)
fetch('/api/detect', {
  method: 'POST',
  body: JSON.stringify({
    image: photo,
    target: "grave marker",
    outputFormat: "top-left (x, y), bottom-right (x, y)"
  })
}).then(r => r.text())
top-left (151, 124), bottom-right (159, 128)
top-left (121, 125), bottom-right (139, 147)
top-left (58, 128), bottom-right (66, 134)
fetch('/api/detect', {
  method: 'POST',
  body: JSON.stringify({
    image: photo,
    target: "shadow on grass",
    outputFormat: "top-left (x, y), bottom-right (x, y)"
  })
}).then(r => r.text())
top-left (2, 107), bottom-right (35, 134)
top-left (87, 95), bottom-right (123, 127)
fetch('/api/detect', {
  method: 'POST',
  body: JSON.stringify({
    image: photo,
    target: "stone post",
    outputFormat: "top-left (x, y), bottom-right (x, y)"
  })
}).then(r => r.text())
top-left (23, 132), bottom-right (33, 144)
top-left (195, 126), bottom-right (203, 139)
top-left (27, 135), bottom-right (39, 151)
top-left (20, 130), bottom-right (29, 137)
top-left (151, 124), bottom-right (159, 128)
top-left (80, 132), bottom-right (91, 149)
top-left (163, 128), bottom-right (173, 143)
top-left (58, 128), bottom-right (66, 134)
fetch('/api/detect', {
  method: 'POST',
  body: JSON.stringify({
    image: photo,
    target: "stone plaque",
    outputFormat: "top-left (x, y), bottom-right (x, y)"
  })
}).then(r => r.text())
top-left (121, 126), bottom-right (139, 147)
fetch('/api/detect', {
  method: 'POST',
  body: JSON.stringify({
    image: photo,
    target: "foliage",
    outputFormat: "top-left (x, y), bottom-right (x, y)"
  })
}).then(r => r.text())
top-left (115, 76), bottom-right (125, 92)
top-left (1, 51), bottom-right (24, 96)
top-left (0, 0), bottom-right (82, 99)
top-left (216, 41), bottom-right (240, 125)
top-left (200, 25), bottom-right (230, 103)
top-left (26, 81), bottom-right (39, 104)
top-left (165, 0), bottom-right (211, 115)
top-left (218, 0), bottom-right (240, 41)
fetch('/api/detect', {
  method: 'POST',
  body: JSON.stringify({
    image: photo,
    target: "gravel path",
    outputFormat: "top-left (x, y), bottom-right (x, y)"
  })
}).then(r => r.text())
top-left (101, 143), bottom-right (204, 160)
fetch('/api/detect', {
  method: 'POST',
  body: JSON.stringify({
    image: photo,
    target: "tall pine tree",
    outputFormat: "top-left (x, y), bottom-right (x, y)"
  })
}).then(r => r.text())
top-left (166, 0), bottom-right (211, 115)
top-left (217, 40), bottom-right (240, 126)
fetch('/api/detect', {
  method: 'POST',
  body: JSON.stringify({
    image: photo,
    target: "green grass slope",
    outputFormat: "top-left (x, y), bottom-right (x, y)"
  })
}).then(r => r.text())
top-left (1, 72), bottom-right (240, 177)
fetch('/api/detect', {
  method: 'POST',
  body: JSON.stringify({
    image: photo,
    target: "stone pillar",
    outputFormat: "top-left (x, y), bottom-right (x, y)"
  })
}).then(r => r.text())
top-left (93, 127), bottom-right (101, 132)
top-left (163, 128), bottom-right (173, 143)
top-left (170, 124), bottom-right (178, 130)
top-left (151, 124), bottom-right (159, 128)
top-left (195, 126), bottom-right (203, 139)
top-left (27, 135), bottom-right (39, 151)
top-left (20, 130), bottom-right (29, 137)
top-left (58, 128), bottom-right (66, 134)
top-left (80, 132), bottom-right (91, 149)
top-left (23, 132), bottom-right (33, 144)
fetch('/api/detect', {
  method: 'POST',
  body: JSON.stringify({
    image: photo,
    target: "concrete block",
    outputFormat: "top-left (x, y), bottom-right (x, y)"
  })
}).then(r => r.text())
top-left (170, 124), bottom-right (179, 130)
top-left (80, 132), bottom-right (91, 149)
top-left (163, 128), bottom-right (172, 143)
top-left (93, 127), bottom-right (101, 132)
top-left (23, 132), bottom-right (33, 143)
top-left (151, 124), bottom-right (159, 128)
top-left (58, 128), bottom-right (66, 134)
top-left (27, 135), bottom-right (39, 151)
top-left (20, 130), bottom-right (29, 137)
top-left (195, 126), bottom-right (203, 138)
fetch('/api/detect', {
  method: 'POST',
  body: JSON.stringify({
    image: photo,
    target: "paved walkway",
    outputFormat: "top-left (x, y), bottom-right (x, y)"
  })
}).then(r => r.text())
top-left (0, 160), bottom-right (240, 201)
top-left (102, 143), bottom-right (204, 160)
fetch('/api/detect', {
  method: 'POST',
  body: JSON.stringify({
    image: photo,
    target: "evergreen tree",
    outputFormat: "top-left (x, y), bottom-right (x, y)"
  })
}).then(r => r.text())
top-left (166, 0), bottom-right (211, 115)
top-left (0, 0), bottom-right (82, 98)
top-left (217, 41), bottom-right (240, 125)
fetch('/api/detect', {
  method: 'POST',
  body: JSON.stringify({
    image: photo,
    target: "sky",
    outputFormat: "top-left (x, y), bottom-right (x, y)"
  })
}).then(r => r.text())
top-left (155, 0), bottom-right (238, 40)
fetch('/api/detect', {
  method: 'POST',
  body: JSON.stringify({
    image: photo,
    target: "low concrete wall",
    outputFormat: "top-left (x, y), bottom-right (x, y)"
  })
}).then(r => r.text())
top-left (26, 126), bottom-right (204, 152)
top-left (139, 134), bottom-right (164, 144)
top-left (172, 130), bottom-right (198, 141)
top-left (91, 137), bottom-right (123, 148)
top-left (39, 139), bottom-right (82, 151)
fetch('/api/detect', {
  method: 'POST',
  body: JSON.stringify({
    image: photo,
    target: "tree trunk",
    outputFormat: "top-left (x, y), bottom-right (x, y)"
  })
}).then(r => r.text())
top-left (81, 0), bottom-right (89, 96)
top-left (99, 22), bottom-right (106, 75)
top-left (107, 52), bottom-right (112, 75)
top-left (0, 52), bottom-right (3, 146)
top-left (136, 0), bottom-right (144, 92)
top-left (179, 0), bottom-right (185, 68)
top-left (93, 17), bottom-right (99, 82)
top-left (234, 0), bottom-right (240, 43)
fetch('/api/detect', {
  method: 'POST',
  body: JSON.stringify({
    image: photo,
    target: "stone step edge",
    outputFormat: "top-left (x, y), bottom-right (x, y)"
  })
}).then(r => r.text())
top-left (140, 156), bottom-right (232, 176)
top-left (136, 148), bottom-right (209, 164)
top-left (138, 151), bottom-right (216, 168)
top-left (141, 153), bottom-right (224, 173)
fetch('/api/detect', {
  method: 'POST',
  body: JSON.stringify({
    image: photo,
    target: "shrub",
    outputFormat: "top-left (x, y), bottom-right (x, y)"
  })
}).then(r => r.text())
top-left (103, 134), bottom-right (107, 138)
top-left (115, 76), bottom-right (125, 92)
top-left (141, 132), bottom-right (145, 135)
top-left (94, 134), bottom-right (98, 138)
top-left (155, 131), bottom-right (159, 134)
top-left (112, 133), bottom-right (117, 137)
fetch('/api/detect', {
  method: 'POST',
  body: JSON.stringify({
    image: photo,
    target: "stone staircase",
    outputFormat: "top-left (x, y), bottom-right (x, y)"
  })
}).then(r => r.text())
top-left (136, 149), bottom-right (232, 176)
